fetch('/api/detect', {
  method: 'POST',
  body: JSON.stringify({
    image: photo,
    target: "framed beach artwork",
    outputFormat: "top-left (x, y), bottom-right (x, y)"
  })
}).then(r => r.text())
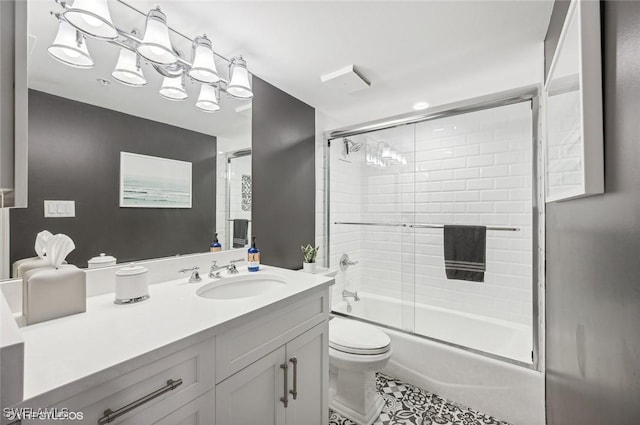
top-left (119, 152), bottom-right (192, 208)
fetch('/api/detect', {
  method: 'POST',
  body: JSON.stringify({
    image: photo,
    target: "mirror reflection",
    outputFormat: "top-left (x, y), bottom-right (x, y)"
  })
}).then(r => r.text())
top-left (545, 2), bottom-right (582, 201)
top-left (3, 0), bottom-right (252, 277)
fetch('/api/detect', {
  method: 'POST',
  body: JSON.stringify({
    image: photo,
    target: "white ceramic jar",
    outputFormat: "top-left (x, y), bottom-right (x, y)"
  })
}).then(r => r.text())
top-left (88, 253), bottom-right (117, 269)
top-left (115, 263), bottom-right (149, 304)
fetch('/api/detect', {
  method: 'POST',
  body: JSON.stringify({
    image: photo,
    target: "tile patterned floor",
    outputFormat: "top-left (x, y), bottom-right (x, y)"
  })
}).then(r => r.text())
top-left (329, 373), bottom-right (512, 425)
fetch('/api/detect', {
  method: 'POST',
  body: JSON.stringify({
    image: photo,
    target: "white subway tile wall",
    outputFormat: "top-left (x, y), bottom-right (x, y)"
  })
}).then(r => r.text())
top-left (327, 102), bottom-right (533, 328)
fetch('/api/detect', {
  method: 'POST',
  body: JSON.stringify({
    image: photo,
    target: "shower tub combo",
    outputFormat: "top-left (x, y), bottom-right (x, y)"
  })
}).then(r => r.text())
top-left (326, 89), bottom-right (544, 425)
top-left (333, 293), bottom-right (543, 425)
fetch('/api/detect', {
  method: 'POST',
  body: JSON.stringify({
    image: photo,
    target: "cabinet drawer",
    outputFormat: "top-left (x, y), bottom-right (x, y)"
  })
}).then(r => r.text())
top-left (216, 289), bottom-right (329, 382)
top-left (120, 389), bottom-right (214, 425)
top-left (34, 338), bottom-right (215, 424)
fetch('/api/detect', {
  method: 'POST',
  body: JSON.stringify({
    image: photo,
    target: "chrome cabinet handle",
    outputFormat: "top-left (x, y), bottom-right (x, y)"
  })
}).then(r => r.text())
top-left (289, 357), bottom-right (298, 400)
top-left (97, 378), bottom-right (183, 425)
top-left (280, 362), bottom-right (289, 408)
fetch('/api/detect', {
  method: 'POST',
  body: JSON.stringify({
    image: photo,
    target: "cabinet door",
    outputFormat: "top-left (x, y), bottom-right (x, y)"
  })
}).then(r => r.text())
top-left (216, 346), bottom-right (286, 425)
top-left (286, 321), bottom-right (329, 425)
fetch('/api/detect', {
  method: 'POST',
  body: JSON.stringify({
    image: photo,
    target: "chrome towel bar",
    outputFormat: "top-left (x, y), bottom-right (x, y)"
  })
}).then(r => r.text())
top-left (334, 221), bottom-right (519, 232)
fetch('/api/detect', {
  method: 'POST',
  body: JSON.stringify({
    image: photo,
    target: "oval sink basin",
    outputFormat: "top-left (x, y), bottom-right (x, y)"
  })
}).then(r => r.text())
top-left (196, 273), bottom-right (287, 300)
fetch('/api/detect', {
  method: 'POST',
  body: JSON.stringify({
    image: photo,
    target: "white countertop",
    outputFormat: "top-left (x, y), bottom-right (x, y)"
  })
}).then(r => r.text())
top-left (15, 265), bottom-right (333, 403)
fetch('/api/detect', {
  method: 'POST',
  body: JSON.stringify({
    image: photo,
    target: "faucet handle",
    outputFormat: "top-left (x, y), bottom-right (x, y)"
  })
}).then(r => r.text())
top-left (179, 266), bottom-right (200, 273)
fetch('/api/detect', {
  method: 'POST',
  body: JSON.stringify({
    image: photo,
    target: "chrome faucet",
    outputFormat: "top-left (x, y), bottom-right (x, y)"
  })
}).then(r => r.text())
top-left (339, 253), bottom-right (359, 272)
top-left (209, 259), bottom-right (244, 278)
top-left (342, 289), bottom-right (360, 302)
top-left (226, 258), bottom-right (244, 275)
top-left (179, 266), bottom-right (202, 283)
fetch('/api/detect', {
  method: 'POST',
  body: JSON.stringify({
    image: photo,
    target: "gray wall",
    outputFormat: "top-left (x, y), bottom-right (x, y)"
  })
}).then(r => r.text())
top-left (251, 77), bottom-right (315, 269)
top-left (545, 2), bottom-right (640, 424)
top-left (10, 90), bottom-right (216, 267)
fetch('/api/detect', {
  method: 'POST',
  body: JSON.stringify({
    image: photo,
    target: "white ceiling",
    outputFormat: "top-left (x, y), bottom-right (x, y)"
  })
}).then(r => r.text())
top-left (27, 0), bottom-right (554, 134)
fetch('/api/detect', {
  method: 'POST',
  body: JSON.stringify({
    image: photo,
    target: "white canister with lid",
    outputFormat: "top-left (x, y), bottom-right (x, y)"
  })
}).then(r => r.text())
top-left (115, 263), bottom-right (149, 304)
top-left (88, 253), bottom-right (117, 268)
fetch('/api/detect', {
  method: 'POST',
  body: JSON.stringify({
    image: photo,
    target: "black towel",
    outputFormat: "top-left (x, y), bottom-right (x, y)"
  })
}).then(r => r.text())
top-left (232, 219), bottom-right (249, 248)
top-left (443, 225), bottom-right (487, 282)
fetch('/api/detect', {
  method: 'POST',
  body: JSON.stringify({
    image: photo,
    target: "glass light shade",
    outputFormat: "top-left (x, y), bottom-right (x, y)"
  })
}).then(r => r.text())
top-left (112, 48), bottom-right (146, 87)
top-left (159, 74), bottom-right (188, 101)
top-left (63, 0), bottom-right (118, 40)
top-left (227, 56), bottom-right (253, 99)
top-left (381, 145), bottom-right (392, 159)
top-left (47, 20), bottom-right (94, 68)
top-left (137, 8), bottom-right (177, 65)
top-left (196, 85), bottom-right (220, 112)
top-left (188, 35), bottom-right (219, 83)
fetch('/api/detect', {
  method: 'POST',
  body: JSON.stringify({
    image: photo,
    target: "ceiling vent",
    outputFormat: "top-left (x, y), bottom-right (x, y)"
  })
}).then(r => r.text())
top-left (320, 65), bottom-right (370, 94)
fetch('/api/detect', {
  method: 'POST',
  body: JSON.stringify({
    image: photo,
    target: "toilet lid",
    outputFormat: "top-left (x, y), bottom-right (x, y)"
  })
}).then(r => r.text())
top-left (329, 318), bottom-right (391, 355)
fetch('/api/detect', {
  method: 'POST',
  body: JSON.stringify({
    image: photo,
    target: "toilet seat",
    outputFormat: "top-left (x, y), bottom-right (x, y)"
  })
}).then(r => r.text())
top-left (329, 318), bottom-right (391, 355)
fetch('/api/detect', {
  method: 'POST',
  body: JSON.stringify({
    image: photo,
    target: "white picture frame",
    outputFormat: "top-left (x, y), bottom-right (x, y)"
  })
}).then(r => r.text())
top-left (544, 0), bottom-right (603, 202)
top-left (119, 152), bottom-right (192, 208)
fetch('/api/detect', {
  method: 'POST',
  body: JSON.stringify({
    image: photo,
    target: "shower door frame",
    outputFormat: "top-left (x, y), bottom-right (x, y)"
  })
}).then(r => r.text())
top-left (324, 85), bottom-right (543, 371)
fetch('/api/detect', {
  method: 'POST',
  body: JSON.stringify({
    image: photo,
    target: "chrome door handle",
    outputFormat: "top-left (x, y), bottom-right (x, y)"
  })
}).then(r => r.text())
top-left (280, 362), bottom-right (289, 408)
top-left (289, 357), bottom-right (298, 400)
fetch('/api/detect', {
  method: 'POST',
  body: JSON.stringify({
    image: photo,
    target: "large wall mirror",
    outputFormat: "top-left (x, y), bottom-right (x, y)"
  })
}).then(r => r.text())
top-left (544, 0), bottom-right (603, 202)
top-left (1, 0), bottom-right (252, 278)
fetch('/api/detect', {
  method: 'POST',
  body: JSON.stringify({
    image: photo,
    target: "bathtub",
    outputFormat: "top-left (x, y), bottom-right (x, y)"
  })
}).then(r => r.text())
top-left (332, 293), bottom-right (544, 425)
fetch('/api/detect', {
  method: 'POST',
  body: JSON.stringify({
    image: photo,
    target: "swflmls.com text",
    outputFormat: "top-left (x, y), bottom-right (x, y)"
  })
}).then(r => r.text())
top-left (3, 407), bottom-right (84, 421)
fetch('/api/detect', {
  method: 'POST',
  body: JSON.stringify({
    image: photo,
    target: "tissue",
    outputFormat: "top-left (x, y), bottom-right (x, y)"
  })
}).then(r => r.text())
top-left (34, 230), bottom-right (53, 258)
top-left (45, 234), bottom-right (76, 268)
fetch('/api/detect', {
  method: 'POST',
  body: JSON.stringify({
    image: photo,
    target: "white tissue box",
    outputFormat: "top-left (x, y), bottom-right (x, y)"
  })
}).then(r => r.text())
top-left (22, 265), bottom-right (86, 325)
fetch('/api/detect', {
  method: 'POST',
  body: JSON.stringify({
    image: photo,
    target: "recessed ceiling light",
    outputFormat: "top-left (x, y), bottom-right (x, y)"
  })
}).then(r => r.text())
top-left (413, 101), bottom-right (429, 110)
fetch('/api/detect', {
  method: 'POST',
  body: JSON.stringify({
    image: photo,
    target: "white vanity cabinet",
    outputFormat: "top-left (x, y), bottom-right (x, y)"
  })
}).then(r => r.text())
top-left (215, 321), bottom-right (328, 425)
top-left (14, 285), bottom-right (331, 425)
top-left (20, 338), bottom-right (216, 425)
top-left (215, 288), bottom-right (330, 425)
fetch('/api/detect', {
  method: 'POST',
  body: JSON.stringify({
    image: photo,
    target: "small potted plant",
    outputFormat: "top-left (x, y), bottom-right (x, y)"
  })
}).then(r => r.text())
top-left (301, 244), bottom-right (319, 273)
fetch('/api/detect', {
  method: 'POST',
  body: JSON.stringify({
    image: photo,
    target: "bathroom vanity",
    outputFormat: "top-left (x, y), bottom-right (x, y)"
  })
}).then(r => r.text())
top-left (2, 262), bottom-right (333, 425)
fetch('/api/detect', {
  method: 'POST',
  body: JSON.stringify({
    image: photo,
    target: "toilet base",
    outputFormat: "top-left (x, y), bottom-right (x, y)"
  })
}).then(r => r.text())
top-left (329, 367), bottom-right (384, 425)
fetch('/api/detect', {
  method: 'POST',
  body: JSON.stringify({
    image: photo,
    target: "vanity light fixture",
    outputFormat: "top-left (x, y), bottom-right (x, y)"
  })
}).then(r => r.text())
top-left (48, 0), bottom-right (255, 112)
top-left (195, 84), bottom-right (221, 112)
top-left (62, 0), bottom-right (118, 40)
top-left (159, 74), bottom-right (188, 101)
top-left (188, 35), bottom-right (220, 84)
top-left (137, 7), bottom-right (177, 65)
top-left (227, 56), bottom-right (253, 99)
top-left (48, 19), bottom-right (95, 69)
top-left (112, 48), bottom-right (147, 87)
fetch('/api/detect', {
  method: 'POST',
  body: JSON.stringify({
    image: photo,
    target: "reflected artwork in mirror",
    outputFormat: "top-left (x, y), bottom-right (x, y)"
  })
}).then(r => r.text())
top-left (544, 0), bottom-right (603, 202)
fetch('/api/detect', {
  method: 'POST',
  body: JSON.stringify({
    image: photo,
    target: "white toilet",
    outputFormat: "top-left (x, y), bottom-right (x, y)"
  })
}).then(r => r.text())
top-left (329, 317), bottom-right (392, 425)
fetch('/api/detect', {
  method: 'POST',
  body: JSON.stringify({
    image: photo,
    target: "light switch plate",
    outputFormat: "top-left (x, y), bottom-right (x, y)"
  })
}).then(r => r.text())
top-left (44, 200), bottom-right (75, 218)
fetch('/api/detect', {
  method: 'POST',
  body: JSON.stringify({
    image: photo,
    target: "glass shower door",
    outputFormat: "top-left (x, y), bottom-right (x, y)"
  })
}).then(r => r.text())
top-left (329, 124), bottom-right (416, 333)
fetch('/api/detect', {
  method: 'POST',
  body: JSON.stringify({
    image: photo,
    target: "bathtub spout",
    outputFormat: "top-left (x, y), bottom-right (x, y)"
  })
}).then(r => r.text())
top-left (342, 289), bottom-right (360, 302)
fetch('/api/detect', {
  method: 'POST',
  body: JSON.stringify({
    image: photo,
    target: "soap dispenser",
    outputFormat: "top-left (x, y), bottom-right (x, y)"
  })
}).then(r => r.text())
top-left (248, 236), bottom-right (260, 272)
top-left (210, 233), bottom-right (222, 252)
